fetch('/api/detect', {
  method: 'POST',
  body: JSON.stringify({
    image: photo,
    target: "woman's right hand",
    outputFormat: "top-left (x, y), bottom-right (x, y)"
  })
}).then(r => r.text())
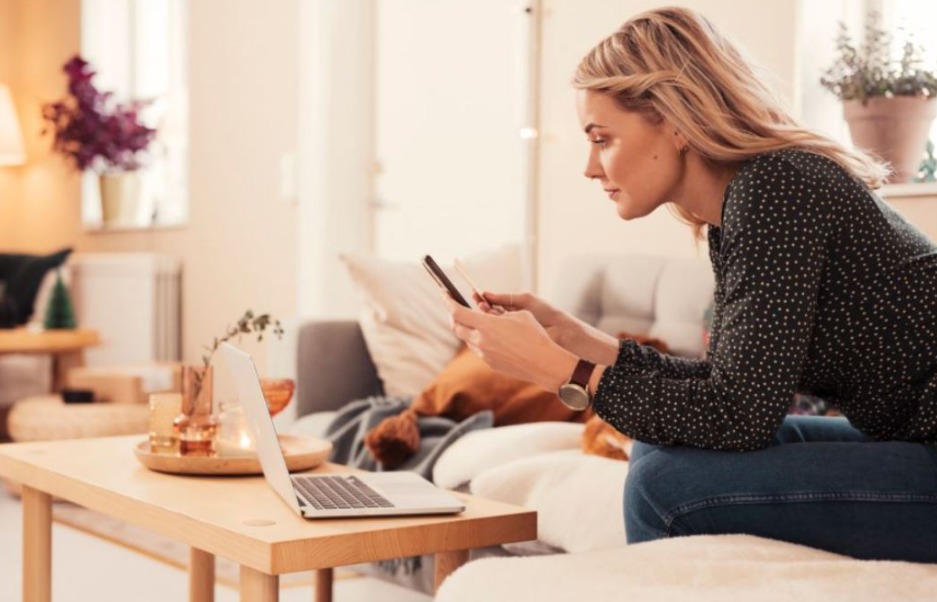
top-left (473, 291), bottom-right (618, 365)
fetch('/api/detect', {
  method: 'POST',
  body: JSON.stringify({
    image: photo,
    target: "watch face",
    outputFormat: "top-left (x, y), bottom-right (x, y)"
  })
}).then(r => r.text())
top-left (558, 383), bottom-right (590, 411)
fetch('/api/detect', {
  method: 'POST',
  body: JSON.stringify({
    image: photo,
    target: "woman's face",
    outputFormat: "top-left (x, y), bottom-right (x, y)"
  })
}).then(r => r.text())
top-left (576, 90), bottom-right (686, 220)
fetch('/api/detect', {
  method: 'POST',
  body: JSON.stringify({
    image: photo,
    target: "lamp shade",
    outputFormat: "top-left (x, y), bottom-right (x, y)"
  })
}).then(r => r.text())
top-left (0, 84), bottom-right (25, 166)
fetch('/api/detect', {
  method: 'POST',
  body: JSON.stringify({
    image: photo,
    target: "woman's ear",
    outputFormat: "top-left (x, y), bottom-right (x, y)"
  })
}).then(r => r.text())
top-left (671, 129), bottom-right (689, 153)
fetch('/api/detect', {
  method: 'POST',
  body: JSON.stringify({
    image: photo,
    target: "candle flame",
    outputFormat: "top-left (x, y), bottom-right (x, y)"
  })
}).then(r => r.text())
top-left (239, 432), bottom-right (254, 450)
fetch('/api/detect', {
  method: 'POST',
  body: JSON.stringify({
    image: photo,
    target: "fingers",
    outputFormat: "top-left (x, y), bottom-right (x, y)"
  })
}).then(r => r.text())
top-left (452, 322), bottom-right (475, 344)
top-left (480, 291), bottom-right (530, 310)
top-left (442, 294), bottom-right (491, 329)
top-left (473, 292), bottom-right (506, 315)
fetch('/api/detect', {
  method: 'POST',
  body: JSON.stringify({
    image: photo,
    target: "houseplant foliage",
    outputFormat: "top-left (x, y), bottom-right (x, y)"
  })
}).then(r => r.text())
top-left (820, 12), bottom-right (937, 183)
top-left (42, 55), bottom-right (156, 172)
top-left (41, 55), bottom-right (157, 224)
top-left (193, 310), bottom-right (291, 415)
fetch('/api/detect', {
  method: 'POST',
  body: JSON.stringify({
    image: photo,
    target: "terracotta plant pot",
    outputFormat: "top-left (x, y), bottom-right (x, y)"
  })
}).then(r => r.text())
top-left (843, 96), bottom-right (937, 184)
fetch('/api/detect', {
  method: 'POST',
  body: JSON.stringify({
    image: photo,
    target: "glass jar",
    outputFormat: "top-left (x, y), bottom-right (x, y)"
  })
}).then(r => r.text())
top-left (173, 365), bottom-right (217, 456)
top-left (214, 398), bottom-right (255, 456)
top-left (148, 392), bottom-right (182, 454)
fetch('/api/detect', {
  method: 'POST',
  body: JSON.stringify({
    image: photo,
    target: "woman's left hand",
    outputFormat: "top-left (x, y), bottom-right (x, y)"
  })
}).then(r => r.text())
top-left (443, 295), bottom-right (577, 392)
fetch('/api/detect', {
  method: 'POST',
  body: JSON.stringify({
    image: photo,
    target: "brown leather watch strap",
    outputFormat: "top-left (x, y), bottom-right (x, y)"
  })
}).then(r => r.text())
top-left (570, 358), bottom-right (596, 388)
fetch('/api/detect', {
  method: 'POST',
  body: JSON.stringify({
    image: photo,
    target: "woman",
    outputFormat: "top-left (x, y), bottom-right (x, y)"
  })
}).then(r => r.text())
top-left (444, 7), bottom-right (937, 563)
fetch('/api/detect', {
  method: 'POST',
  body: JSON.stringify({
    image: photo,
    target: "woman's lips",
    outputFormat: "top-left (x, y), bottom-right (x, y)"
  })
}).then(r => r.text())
top-left (605, 189), bottom-right (620, 200)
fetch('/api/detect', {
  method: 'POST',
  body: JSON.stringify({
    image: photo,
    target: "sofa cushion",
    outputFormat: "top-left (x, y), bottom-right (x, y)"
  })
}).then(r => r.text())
top-left (340, 247), bottom-right (524, 397)
top-left (436, 534), bottom-right (937, 602)
top-left (0, 248), bottom-right (72, 326)
top-left (470, 450), bottom-right (630, 553)
top-left (433, 422), bottom-right (585, 489)
top-left (550, 255), bottom-right (714, 358)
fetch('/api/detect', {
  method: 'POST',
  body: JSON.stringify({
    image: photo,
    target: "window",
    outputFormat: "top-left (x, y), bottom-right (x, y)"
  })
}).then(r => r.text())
top-left (799, 0), bottom-right (937, 170)
top-left (882, 0), bottom-right (937, 146)
top-left (80, 0), bottom-right (189, 229)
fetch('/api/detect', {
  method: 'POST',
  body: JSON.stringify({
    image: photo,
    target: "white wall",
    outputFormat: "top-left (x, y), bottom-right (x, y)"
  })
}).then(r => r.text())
top-left (296, 0), bottom-right (375, 321)
top-left (536, 1), bottom-right (801, 294)
top-left (4, 0), bottom-right (299, 377)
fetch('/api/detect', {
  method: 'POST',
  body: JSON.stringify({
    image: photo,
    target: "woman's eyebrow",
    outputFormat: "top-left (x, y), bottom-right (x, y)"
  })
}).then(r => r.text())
top-left (584, 123), bottom-right (607, 134)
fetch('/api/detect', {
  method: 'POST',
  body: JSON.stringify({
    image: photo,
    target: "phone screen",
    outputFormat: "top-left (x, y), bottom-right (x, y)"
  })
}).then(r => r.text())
top-left (422, 255), bottom-right (471, 308)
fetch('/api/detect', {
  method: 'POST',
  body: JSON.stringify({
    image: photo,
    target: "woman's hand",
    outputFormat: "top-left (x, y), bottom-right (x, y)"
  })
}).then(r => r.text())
top-left (474, 291), bottom-right (619, 365)
top-left (443, 295), bottom-right (577, 392)
top-left (474, 291), bottom-right (575, 344)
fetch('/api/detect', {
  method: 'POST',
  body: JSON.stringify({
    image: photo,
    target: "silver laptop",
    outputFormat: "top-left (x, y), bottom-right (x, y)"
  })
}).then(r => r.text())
top-left (220, 342), bottom-right (465, 519)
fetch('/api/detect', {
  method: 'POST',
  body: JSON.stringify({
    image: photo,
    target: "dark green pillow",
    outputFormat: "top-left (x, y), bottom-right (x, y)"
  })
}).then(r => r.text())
top-left (0, 248), bottom-right (72, 326)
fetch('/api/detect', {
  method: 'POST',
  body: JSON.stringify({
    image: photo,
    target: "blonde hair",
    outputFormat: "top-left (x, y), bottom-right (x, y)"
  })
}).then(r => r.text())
top-left (573, 7), bottom-right (889, 235)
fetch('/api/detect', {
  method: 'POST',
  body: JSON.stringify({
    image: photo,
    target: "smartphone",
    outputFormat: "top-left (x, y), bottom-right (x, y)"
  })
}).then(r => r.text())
top-left (453, 258), bottom-right (490, 305)
top-left (422, 255), bottom-right (471, 308)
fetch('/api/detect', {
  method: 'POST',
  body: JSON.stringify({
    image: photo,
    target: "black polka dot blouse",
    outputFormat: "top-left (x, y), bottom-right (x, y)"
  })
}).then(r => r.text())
top-left (592, 149), bottom-right (937, 451)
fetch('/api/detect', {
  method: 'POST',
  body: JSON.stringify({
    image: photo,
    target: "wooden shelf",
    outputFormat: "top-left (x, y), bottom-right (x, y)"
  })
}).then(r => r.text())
top-left (0, 329), bottom-right (100, 354)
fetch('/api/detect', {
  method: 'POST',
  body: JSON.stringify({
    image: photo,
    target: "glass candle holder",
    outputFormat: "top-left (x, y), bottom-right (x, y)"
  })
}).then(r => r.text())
top-left (173, 366), bottom-right (217, 457)
top-left (215, 399), bottom-right (255, 457)
top-left (148, 392), bottom-right (182, 454)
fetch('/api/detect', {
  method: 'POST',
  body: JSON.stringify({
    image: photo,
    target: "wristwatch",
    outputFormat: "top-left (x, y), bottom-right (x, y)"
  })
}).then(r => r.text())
top-left (557, 358), bottom-right (596, 411)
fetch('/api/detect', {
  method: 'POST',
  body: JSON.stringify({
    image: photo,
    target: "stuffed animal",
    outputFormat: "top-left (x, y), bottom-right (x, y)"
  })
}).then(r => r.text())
top-left (365, 332), bottom-right (671, 468)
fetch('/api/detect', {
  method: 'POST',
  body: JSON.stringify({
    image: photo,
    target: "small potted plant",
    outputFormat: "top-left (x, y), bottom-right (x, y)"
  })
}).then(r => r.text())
top-left (820, 12), bottom-right (937, 183)
top-left (41, 55), bottom-right (157, 225)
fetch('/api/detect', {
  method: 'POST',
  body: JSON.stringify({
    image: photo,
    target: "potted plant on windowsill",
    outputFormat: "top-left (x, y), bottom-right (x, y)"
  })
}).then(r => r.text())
top-left (821, 12), bottom-right (937, 183)
top-left (41, 55), bottom-right (157, 225)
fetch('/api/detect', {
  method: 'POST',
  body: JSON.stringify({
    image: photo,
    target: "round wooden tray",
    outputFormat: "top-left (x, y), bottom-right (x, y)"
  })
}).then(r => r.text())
top-left (133, 435), bottom-right (332, 475)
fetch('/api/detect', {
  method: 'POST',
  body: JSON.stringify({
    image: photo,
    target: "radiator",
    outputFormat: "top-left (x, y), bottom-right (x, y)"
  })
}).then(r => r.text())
top-left (69, 253), bottom-right (181, 366)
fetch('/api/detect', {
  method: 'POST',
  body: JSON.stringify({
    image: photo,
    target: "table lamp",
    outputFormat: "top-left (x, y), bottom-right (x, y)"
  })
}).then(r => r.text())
top-left (0, 84), bottom-right (25, 166)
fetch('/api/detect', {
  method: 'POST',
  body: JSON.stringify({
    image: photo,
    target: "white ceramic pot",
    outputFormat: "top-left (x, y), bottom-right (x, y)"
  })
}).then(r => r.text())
top-left (98, 172), bottom-right (140, 225)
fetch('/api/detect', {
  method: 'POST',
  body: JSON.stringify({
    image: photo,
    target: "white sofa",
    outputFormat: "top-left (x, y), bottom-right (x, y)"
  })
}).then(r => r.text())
top-left (288, 255), bottom-right (715, 592)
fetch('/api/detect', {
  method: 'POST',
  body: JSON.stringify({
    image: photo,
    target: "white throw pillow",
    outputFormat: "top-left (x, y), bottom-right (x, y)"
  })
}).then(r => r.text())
top-left (340, 246), bottom-right (524, 397)
top-left (470, 450), bottom-right (630, 553)
top-left (432, 422), bottom-right (585, 489)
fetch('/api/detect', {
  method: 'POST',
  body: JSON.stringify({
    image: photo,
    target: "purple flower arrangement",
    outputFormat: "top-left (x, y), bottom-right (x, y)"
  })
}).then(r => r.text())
top-left (42, 55), bottom-right (157, 172)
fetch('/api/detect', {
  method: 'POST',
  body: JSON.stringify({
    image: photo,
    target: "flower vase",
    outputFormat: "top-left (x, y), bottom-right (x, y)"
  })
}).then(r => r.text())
top-left (98, 172), bottom-right (140, 226)
top-left (173, 366), bottom-right (217, 456)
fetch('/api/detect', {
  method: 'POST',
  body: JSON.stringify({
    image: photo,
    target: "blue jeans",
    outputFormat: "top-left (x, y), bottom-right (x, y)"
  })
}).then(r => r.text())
top-left (625, 415), bottom-right (937, 562)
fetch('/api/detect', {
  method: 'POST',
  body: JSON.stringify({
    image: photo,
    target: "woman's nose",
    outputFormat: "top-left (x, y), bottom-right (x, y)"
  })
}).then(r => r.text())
top-left (584, 157), bottom-right (604, 180)
top-left (582, 150), bottom-right (605, 180)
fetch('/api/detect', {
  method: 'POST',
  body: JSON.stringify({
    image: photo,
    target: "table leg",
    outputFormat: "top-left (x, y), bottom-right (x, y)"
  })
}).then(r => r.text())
top-left (52, 350), bottom-right (85, 392)
top-left (22, 486), bottom-right (52, 602)
top-left (314, 568), bottom-right (333, 602)
top-left (434, 549), bottom-right (470, 592)
top-left (190, 547), bottom-right (215, 602)
top-left (240, 565), bottom-right (278, 602)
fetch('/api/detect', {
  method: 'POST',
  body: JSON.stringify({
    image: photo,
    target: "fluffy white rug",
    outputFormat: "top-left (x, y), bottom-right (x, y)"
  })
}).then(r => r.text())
top-left (436, 534), bottom-right (937, 602)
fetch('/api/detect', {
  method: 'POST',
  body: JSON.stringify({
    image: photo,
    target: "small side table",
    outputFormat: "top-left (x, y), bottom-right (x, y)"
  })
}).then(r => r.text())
top-left (0, 328), bottom-right (100, 391)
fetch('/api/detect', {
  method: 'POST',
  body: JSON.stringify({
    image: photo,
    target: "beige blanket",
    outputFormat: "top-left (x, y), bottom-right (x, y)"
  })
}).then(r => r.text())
top-left (436, 534), bottom-right (937, 601)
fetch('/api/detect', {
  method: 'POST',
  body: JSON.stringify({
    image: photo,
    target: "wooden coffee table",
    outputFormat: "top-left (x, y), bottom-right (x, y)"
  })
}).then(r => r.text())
top-left (0, 435), bottom-right (537, 602)
top-left (0, 328), bottom-right (100, 390)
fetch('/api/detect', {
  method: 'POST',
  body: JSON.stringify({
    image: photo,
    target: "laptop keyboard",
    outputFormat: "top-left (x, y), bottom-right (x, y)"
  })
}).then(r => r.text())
top-left (294, 475), bottom-right (395, 510)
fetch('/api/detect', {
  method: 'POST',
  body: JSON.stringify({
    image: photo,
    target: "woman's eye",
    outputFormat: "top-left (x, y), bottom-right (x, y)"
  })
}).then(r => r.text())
top-left (590, 138), bottom-right (607, 148)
